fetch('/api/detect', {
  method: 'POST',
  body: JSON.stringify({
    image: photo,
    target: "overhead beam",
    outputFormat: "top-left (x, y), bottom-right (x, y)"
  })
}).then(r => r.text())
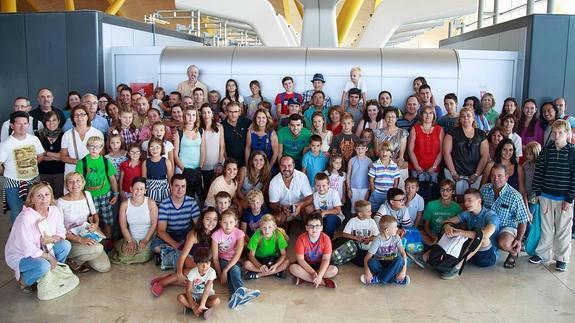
top-left (294, 0), bottom-right (303, 18)
top-left (336, 0), bottom-right (364, 45)
top-left (282, 0), bottom-right (291, 24)
top-left (106, 0), bottom-right (125, 17)
top-left (65, 0), bottom-right (75, 11)
top-left (105, 0), bottom-right (126, 15)
top-left (1, 0), bottom-right (16, 12)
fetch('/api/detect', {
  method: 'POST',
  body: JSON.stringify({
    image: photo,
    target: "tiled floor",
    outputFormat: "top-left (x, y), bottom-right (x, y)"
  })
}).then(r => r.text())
top-left (0, 213), bottom-right (574, 322)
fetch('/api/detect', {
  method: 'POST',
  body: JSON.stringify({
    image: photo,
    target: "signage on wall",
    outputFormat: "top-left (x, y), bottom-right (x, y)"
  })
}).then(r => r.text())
top-left (130, 83), bottom-right (154, 99)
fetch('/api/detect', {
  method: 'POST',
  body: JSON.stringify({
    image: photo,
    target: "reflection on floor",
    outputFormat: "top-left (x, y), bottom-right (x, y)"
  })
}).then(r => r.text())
top-left (0, 214), bottom-right (574, 322)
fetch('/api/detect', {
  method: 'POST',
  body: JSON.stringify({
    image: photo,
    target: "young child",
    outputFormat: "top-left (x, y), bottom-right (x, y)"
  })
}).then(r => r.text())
top-left (375, 188), bottom-right (411, 232)
top-left (360, 129), bottom-right (377, 161)
top-left (279, 99), bottom-right (303, 128)
top-left (178, 247), bottom-right (220, 320)
top-left (105, 132), bottom-right (128, 183)
top-left (244, 214), bottom-right (290, 280)
top-left (347, 140), bottom-right (373, 214)
top-left (437, 93), bottom-right (459, 133)
top-left (338, 200), bottom-right (379, 266)
top-left (341, 67), bottom-right (367, 110)
top-left (240, 190), bottom-right (269, 240)
top-left (522, 141), bottom-right (541, 200)
top-left (275, 76), bottom-right (303, 121)
top-left (142, 121), bottom-right (175, 168)
top-left (119, 143), bottom-right (143, 200)
top-left (302, 135), bottom-right (328, 186)
top-left (330, 113), bottom-right (359, 166)
top-left (289, 212), bottom-right (338, 288)
top-left (361, 215), bottom-right (410, 285)
top-left (142, 137), bottom-right (173, 205)
top-left (114, 109), bottom-right (140, 147)
top-left (530, 119), bottom-right (575, 271)
top-left (404, 177), bottom-right (425, 227)
top-left (75, 136), bottom-right (119, 241)
top-left (313, 173), bottom-right (344, 239)
top-left (211, 210), bottom-right (260, 309)
top-left (325, 154), bottom-right (346, 205)
top-left (421, 179), bottom-right (462, 246)
top-left (215, 191), bottom-right (233, 215)
top-left (368, 140), bottom-right (400, 213)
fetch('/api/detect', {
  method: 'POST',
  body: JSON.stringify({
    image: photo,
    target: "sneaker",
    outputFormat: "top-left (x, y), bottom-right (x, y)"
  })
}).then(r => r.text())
top-left (440, 267), bottom-right (460, 280)
top-left (202, 307), bottom-right (215, 320)
top-left (407, 252), bottom-right (426, 269)
top-left (275, 270), bottom-right (287, 279)
top-left (244, 271), bottom-right (258, 280)
top-left (360, 274), bottom-right (380, 285)
top-left (322, 278), bottom-right (337, 288)
top-left (228, 287), bottom-right (246, 309)
top-left (396, 275), bottom-right (410, 286)
top-left (529, 255), bottom-right (544, 264)
top-left (238, 288), bottom-right (261, 305)
top-left (556, 261), bottom-right (568, 272)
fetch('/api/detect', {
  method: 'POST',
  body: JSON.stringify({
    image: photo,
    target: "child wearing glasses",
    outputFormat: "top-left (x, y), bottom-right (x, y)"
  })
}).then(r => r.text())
top-left (421, 179), bottom-right (462, 246)
top-left (375, 188), bottom-right (411, 233)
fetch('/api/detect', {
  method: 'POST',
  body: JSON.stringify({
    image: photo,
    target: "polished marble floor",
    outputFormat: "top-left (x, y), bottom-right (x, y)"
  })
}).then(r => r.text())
top-left (0, 213), bottom-right (574, 323)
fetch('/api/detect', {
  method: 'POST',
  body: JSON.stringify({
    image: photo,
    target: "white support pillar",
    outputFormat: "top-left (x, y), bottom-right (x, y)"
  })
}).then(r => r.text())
top-left (547, 0), bottom-right (556, 14)
top-left (478, 0), bottom-right (485, 28)
top-left (526, 0), bottom-right (534, 15)
top-left (493, 0), bottom-right (500, 24)
top-left (300, 0), bottom-right (338, 47)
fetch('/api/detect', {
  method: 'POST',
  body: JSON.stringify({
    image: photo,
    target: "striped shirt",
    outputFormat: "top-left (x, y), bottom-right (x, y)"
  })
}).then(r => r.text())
top-left (480, 183), bottom-right (528, 229)
top-left (158, 195), bottom-right (200, 234)
top-left (368, 159), bottom-right (400, 193)
top-left (532, 143), bottom-right (575, 203)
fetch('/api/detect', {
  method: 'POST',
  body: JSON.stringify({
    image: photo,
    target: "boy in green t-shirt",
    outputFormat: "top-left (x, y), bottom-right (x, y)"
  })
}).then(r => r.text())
top-left (421, 179), bottom-right (462, 246)
top-left (243, 214), bottom-right (290, 280)
top-left (75, 136), bottom-right (119, 241)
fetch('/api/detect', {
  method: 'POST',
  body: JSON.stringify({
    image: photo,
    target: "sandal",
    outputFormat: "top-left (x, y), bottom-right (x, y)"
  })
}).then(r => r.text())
top-left (151, 281), bottom-right (164, 297)
top-left (66, 259), bottom-right (82, 272)
top-left (504, 253), bottom-right (517, 269)
top-left (150, 274), bottom-right (171, 286)
top-left (202, 307), bottom-right (215, 320)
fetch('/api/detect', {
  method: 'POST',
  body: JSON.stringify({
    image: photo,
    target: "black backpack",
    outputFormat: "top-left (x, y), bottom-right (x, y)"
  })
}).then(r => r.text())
top-left (427, 229), bottom-right (483, 275)
top-left (80, 156), bottom-right (110, 179)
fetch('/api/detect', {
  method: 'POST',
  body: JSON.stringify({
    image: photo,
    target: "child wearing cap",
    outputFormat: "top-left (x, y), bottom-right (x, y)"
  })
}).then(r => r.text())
top-left (279, 98), bottom-right (304, 129)
top-left (303, 73), bottom-right (332, 110)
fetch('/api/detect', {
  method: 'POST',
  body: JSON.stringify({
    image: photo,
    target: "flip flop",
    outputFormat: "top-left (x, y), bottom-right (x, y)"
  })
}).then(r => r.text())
top-left (504, 253), bottom-right (517, 269)
top-left (150, 274), bottom-right (171, 286)
top-left (151, 281), bottom-right (164, 297)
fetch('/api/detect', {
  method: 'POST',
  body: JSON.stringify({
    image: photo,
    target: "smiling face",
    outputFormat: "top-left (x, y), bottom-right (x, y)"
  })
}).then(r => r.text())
top-left (384, 110), bottom-right (397, 127)
top-left (289, 119), bottom-right (303, 137)
top-left (148, 141), bottom-right (162, 157)
top-left (279, 157), bottom-right (294, 179)
top-left (500, 143), bottom-right (514, 161)
top-left (260, 220), bottom-right (276, 238)
top-left (68, 94), bottom-right (81, 109)
top-left (131, 181), bottom-right (146, 198)
top-left (312, 115), bottom-right (325, 132)
top-left (31, 186), bottom-right (52, 209)
top-left (252, 153), bottom-right (265, 171)
top-left (523, 102), bottom-right (536, 118)
top-left (10, 117), bottom-right (29, 136)
top-left (37, 89), bottom-right (54, 109)
top-left (203, 211), bottom-right (219, 232)
top-left (120, 111), bottom-right (133, 128)
top-left (379, 92), bottom-right (391, 107)
top-left (224, 162), bottom-right (238, 180)
top-left (306, 219), bottom-right (323, 239)
top-left (367, 104), bottom-right (379, 120)
top-left (542, 103), bottom-right (556, 122)
top-left (65, 173), bottom-right (85, 194)
top-left (45, 114), bottom-right (59, 131)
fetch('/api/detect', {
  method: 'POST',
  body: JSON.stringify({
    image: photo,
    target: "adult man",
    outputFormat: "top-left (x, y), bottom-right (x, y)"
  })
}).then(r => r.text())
top-left (192, 88), bottom-right (205, 109)
top-left (223, 102), bottom-right (251, 167)
top-left (29, 88), bottom-right (66, 128)
top-left (278, 114), bottom-right (311, 170)
top-left (132, 96), bottom-right (151, 129)
top-left (62, 94), bottom-right (109, 134)
top-left (131, 92), bottom-right (142, 111)
top-left (269, 156), bottom-right (314, 227)
top-left (480, 164), bottom-right (529, 269)
top-left (555, 97), bottom-right (575, 133)
top-left (117, 86), bottom-right (132, 111)
top-left (302, 73), bottom-right (332, 110)
top-left (161, 91), bottom-right (182, 118)
top-left (345, 88), bottom-right (364, 126)
top-left (181, 96), bottom-right (194, 109)
top-left (396, 95), bottom-right (419, 131)
top-left (1, 97), bottom-right (43, 142)
top-left (150, 174), bottom-right (201, 254)
top-left (0, 111), bottom-right (45, 223)
top-left (176, 64), bottom-right (208, 100)
top-left (303, 91), bottom-right (329, 130)
top-left (418, 84), bottom-right (443, 118)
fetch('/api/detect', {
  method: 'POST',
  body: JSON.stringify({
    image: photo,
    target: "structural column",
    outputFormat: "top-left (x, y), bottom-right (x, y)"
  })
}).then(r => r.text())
top-left (478, 0), bottom-right (485, 28)
top-left (493, 0), bottom-right (500, 24)
top-left (1, 0), bottom-right (16, 12)
top-left (300, 0), bottom-right (338, 47)
top-left (547, 0), bottom-right (556, 14)
top-left (526, 0), bottom-right (534, 15)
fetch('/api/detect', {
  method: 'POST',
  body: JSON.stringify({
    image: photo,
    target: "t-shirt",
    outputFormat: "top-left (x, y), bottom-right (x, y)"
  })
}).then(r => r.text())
top-left (302, 151), bottom-right (328, 186)
top-left (119, 160), bottom-right (143, 193)
top-left (211, 227), bottom-right (245, 261)
top-left (458, 208), bottom-right (500, 252)
top-left (223, 118), bottom-right (252, 167)
top-left (313, 189), bottom-right (344, 221)
top-left (349, 156), bottom-right (372, 189)
top-left (368, 234), bottom-right (402, 260)
top-left (205, 175), bottom-right (237, 207)
top-left (330, 133), bottom-right (359, 162)
top-left (423, 200), bottom-right (463, 235)
top-left (186, 267), bottom-right (217, 296)
top-left (269, 170), bottom-right (313, 206)
top-left (158, 196), bottom-right (201, 235)
top-left (326, 171), bottom-right (346, 202)
top-left (0, 134), bottom-right (44, 180)
top-left (278, 127), bottom-right (312, 160)
top-left (376, 202), bottom-right (411, 227)
top-left (343, 79), bottom-right (367, 93)
top-left (437, 115), bottom-right (458, 133)
top-left (343, 217), bottom-right (380, 250)
top-left (241, 207), bottom-right (268, 237)
top-left (275, 92), bottom-right (303, 117)
top-left (294, 232), bottom-right (332, 265)
top-left (368, 159), bottom-right (400, 193)
top-left (406, 194), bottom-right (424, 226)
top-left (75, 155), bottom-right (116, 198)
top-left (247, 229), bottom-right (288, 259)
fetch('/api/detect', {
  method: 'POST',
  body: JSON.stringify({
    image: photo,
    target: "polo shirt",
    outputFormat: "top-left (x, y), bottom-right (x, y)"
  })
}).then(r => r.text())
top-left (223, 117), bottom-right (251, 167)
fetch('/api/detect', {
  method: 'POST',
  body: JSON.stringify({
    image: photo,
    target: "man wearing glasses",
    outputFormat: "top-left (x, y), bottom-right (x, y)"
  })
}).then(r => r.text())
top-left (223, 102), bottom-right (251, 167)
top-left (62, 94), bottom-right (109, 134)
top-left (1, 97), bottom-right (43, 142)
top-left (29, 88), bottom-right (66, 128)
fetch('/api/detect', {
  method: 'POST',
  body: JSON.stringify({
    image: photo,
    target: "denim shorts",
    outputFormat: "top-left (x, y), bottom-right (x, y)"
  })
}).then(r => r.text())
top-left (469, 246), bottom-right (497, 267)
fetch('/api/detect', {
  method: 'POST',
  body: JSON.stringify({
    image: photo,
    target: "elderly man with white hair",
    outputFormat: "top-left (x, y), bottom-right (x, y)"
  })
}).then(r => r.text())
top-left (176, 64), bottom-right (208, 101)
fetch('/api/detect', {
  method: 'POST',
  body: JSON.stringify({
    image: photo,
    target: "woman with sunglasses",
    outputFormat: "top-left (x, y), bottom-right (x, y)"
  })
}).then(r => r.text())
top-left (5, 182), bottom-right (71, 293)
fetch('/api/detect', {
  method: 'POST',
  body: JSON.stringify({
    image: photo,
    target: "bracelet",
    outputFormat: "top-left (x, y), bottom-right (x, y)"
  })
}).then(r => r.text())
top-left (112, 191), bottom-right (119, 196)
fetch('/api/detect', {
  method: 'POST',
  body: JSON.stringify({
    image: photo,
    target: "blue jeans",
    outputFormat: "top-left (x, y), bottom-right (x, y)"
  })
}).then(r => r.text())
top-left (367, 256), bottom-right (404, 283)
top-left (368, 190), bottom-right (387, 213)
top-left (19, 240), bottom-right (71, 286)
top-left (5, 187), bottom-right (24, 224)
top-left (219, 259), bottom-right (243, 294)
top-left (323, 215), bottom-right (342, 239)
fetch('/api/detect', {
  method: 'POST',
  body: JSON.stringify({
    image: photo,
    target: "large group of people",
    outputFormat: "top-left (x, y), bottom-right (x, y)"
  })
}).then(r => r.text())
top-left (1, 64), bottom-right (574, 318)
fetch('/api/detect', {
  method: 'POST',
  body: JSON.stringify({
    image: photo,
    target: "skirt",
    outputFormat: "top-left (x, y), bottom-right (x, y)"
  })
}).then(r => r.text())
top-left (146, 179), bottom-right (170, 204)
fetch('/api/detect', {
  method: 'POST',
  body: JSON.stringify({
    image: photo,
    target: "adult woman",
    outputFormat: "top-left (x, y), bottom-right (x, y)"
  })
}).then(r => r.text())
top-left (408, 106), bottom-right (444, 182)
top-left (236, 151), bottom-right (271, 212)
top-left (356, 100), bottom-right (385, 136)
top-left (326, 105), bottom-right (343, 135)
top-left (311, 111), bottom-right (333, 153)
top-left (374, 108), bottom-right (409, 187)
top-left (245, 80), bottom-right (266, 119)
top-left (204, 159), bottom-right (239, 207)
top-left (481, 92), bottom-right (499, 128)
top-left (378, 90), bottom-right (394, 111)
top-left (5, 182), bottom-right (71, 292)
top-left (443, 106), bottom-right (489, 189)
top-left (464, 96), bottom-right (490, 132)
top-left (111, 177), bottom-right (158, 264)
top-left (481, 139), bottom-right (527, 202)
top-left (518, 99), bottom-right (543, 149)
top-left (245, 108), bottom-right (278, 167)
top-left (500, 114), bottom-right (523, 157)
top-left (174, 107), bottom-right (203, 200)
top-left (36, 111), bottom-right (65, 198)
top-left (105, 101), bottom-right (120, 128)
top-left (60, 105), bottom-right (104, 177)
top-left (63, 91), bottom-right (82, 119)
top-left (540, 101), bottom-right (559, 147)
top-left (225, 79), bottom-right (244, 106)
top-left (165, 105), bottom-right (184, 132)
top-left (487, 126), bottom-right (505, 161)
top-left (200, 103), bottom-right (225, 195)
top-left (97, 93), bottom-right (113, 125)
top-left (57, 172), bottom-right (111, 273)
top-left (496, 97), bottom-right (521, 127)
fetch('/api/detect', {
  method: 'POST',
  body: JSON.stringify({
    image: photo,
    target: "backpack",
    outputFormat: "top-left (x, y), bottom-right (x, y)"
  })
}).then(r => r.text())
top-left (427, 229), bottom-right (483, 275)
top-left (331, 239), bottom-right (359, 266)
top-left (80, 155), bottom-right (110, 179)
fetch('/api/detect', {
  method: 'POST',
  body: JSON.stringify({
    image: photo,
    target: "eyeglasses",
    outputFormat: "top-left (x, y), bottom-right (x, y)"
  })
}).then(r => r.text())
top-left (306, 224), bottom-right (323, 229)
top-left (84, 101), bottom-right (98, 106)
top-left (440, 188), bottom-right (453, 193)
top-left (391, 198), bottom-right (406, 202)
top-left (74, 113), bottom-right (88, 118)
top-left (228, 110), bottom-right (241, 114)
top-left (129, 151), bottom-right (141, 154)
top-left (87, 145), bottom-right (103, 149)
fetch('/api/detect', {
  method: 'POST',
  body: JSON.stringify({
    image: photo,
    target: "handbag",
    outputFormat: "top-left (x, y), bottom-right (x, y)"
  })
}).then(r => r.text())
top-left (37, 263), bottom-right (79, 300)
